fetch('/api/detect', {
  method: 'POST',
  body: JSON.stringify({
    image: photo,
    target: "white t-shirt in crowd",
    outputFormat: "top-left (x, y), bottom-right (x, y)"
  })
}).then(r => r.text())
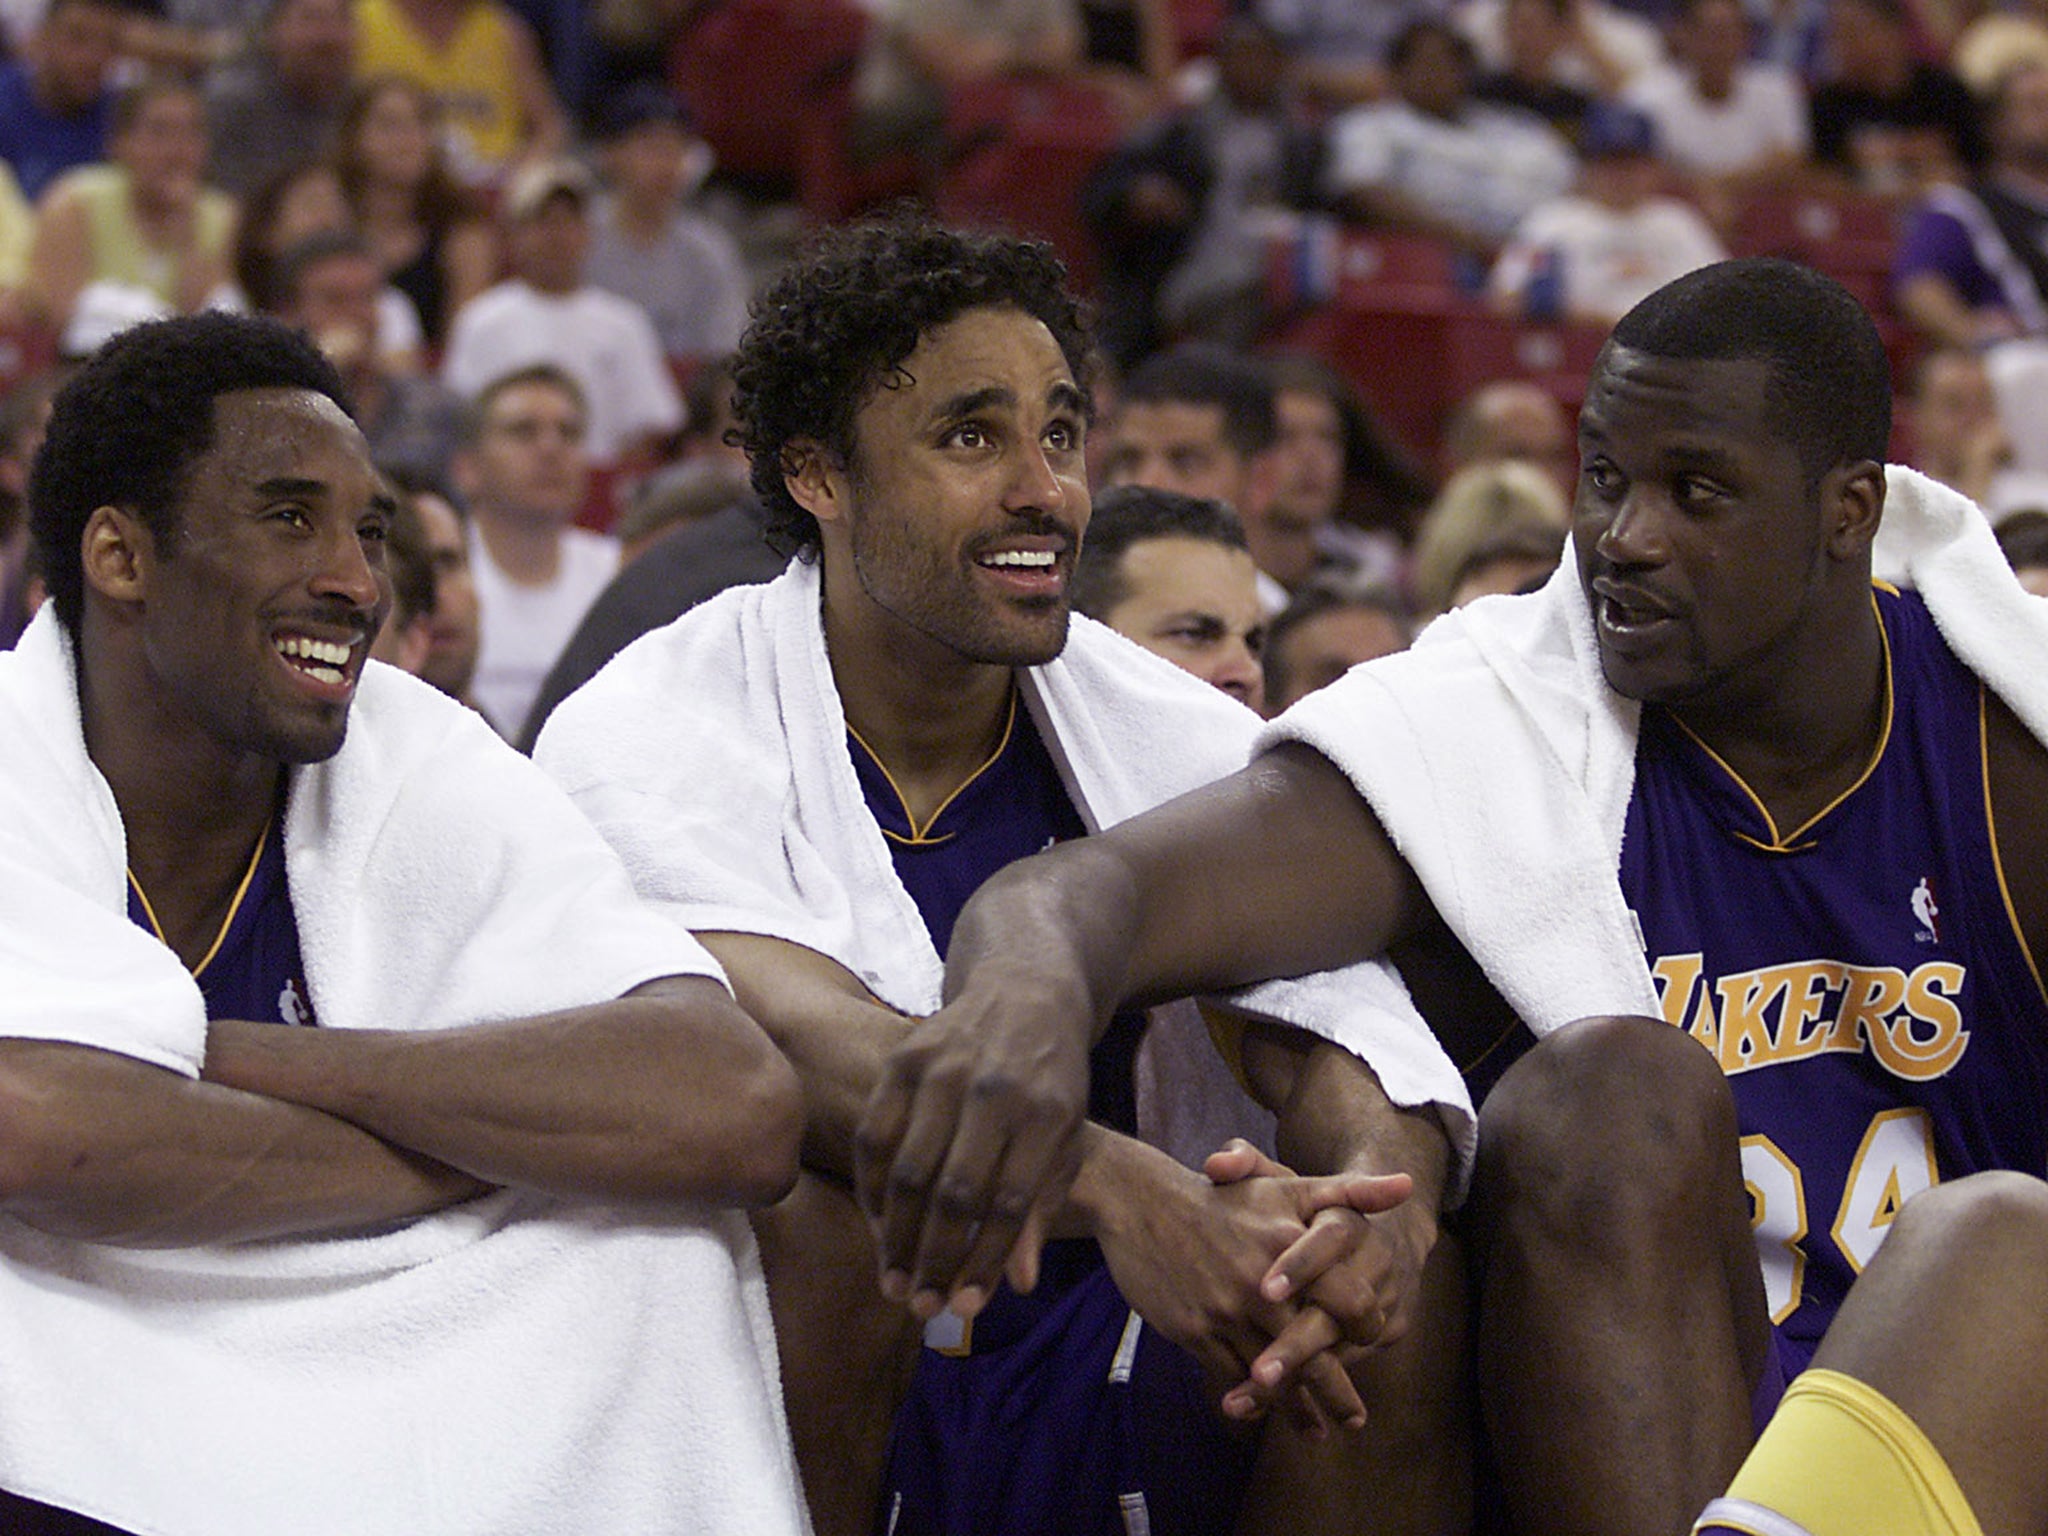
top-left (1624, 61), bottom-right (1809, 178)
top-left (468, 521), bottom-right (621, 737)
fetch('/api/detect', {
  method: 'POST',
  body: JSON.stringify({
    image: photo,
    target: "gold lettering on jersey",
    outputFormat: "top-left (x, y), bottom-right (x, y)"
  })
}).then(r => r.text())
top-left (1649, 955), bottom-right (1970, 1081)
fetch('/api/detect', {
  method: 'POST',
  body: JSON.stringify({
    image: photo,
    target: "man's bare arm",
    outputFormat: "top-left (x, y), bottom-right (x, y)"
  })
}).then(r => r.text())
top-left (202, 975), bottom-right (802, 1209)
top-left (705, 929), bottom-right (1404, 1426)
top-left (0, 1039), bottom-right (487, 1246)
top-left (858, 744), bottom-right (1428, 1321)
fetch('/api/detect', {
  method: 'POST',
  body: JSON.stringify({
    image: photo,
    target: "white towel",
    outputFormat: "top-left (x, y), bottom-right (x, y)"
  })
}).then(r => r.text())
top-left (534, 558), bottom-right (1474, 1185)
top-left (0, 609), bottom-right (808, 1536)
top-left (1258, 465), bottom-right (2048, 1037)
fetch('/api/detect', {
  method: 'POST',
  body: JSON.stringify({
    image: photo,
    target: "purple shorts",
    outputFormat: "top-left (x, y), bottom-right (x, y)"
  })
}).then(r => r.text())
top-left (880, 1242), bottom-right (1258, 1536)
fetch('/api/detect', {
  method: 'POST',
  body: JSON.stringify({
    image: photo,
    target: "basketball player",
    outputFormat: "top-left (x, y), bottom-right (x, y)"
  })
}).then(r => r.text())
top-left (0, 312), bottom-right (806, 1535)
top-left (536, 220), bottom-right (1473, 1535)
top-left (860, 258), bottom-right (2048, 1536)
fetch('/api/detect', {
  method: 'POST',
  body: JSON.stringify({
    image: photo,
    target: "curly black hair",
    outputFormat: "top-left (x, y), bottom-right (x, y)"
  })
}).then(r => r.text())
top-left (729, 217), bottom-right (1095, 558)
top-left (29, 312), bottom-right (354, 635)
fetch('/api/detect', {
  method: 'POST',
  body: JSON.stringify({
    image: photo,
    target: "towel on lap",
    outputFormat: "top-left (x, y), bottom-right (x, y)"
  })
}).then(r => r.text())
top-left (0, 609), bottom-right (808, 1536)
top-left (534, 558), bottom-right (1474, 1185)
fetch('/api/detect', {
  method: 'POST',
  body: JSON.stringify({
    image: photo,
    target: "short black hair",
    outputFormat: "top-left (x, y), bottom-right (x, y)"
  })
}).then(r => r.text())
top-left (1603, 257), bottom-right (1892, 486)
top-left (29, 312), bottom-right (354, 634)
top-left (729, 215), bottom-right (1095, 558)
top-left (1071, 482), bottom-right (1246, 619)
top-left (1119, 344), bottom-right (1277, 461)
top-left (1996, 508), bottom-right (2048, 572)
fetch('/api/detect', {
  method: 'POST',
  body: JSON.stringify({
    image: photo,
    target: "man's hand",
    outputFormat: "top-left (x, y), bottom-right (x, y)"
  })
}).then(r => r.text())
top-left (854, 972), bottom-right (1093, 1319)
top-left (1077, 1131), bottom-right (1412, 1434)
top-left (1205, 1141), bottom-right (1434, 1425)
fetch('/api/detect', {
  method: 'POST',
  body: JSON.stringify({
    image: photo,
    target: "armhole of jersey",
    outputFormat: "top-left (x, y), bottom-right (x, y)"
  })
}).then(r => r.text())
top-left (1979, 684), bottom-right (2048, 1014)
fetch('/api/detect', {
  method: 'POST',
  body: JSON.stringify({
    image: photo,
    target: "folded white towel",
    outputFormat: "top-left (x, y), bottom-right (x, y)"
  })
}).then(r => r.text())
top-left (0, 609), bottom-right (808, 1536)
top-left (1259, 465), bottom-right (2048, 1037)
top-left (535, 557), bottom-right (1475, 1185)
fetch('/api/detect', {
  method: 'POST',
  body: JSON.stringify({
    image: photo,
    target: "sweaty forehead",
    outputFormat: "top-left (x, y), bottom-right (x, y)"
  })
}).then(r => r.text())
top-left (1579, 347), bottom-right (1781, 453)
top-left (198, 387), bottom-right (371, 481)
top-left (881, 307), bottom-right (1076, 411)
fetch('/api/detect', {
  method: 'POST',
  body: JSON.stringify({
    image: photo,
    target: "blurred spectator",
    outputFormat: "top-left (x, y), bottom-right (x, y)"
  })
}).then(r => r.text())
top-left (1624, 0), bottom-right (1810, 215)
top-left (26, 77), bottom-right (233, 347)
top-left (1444, 517), bottom-right (1568, 605)
top-left (1097, 342), bottom-right (1290, 602)
top-left (441, 156), bottom-right (683, 472)
top-left (1442, 376), bottom-right (1576, 489)
top-left (352, 0), bottom-right (568, 186)
top-left (1080, 14), bottom-right (1325, 366)
top-left (611, 455), bottom-right (750, 565)
top-left (1995, 505), bottom-right (2048, 593)
top-left (336, 74), bottom-right (500, 349)
top-left (366, 484), bottom-right (437, 672)
top-left (0, 0), bottom-right (122, 201)
top-left (850, 0), bottom-right (1084, 165)
top-left (271, 230), bottom-right (466, 487)
top-left (1903, 344), bottom-right (2048, 514)
top-left (1264, 349), bottom-right (1433, 587)
top-left (1894, 61), bottom-right (2048, 348)
top-left (225, 160), bottom-right (424, 370)
top-left (674, 351), bottom-right (747, 474)
top-left (0, 161), bottom-right (34, 318)
top-left (1809, 0), bottom-right (1987, 195)
top-left (1071, 482), bottom-right (1268, 709)
top-left (1462, 0), bottom-right (1663, 99)
top-left (1409, 457), bottom-right (1570, 613)
top-left (584, 82), bottom-right (748, 362)
top-left (386, 471), bottom-right (483, 703)
top-left (1326, 18), bottom-right (1576, 261)
top-left (1953, 0), bottom-right (2048, 97)
top-left (1489, 102), bottom-right (1727, 323)
top-left (454, 362), bottom-right (619, 735)
top-left (1261, 577), bottom-right (1411, 713)
top-left (1473, 0), bottom-right (1602, 142)
top-left (1251, 0), bottom-right (1455, 110)
top-left (203, 0), bottom-right (355, 198)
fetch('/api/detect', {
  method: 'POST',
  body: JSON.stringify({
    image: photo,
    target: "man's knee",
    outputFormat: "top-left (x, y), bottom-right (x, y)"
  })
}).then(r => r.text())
top-left (1886, 1170), bottom-right (2048, 1282)
top-left (1474, 1015), bottom-right (1738, 1242)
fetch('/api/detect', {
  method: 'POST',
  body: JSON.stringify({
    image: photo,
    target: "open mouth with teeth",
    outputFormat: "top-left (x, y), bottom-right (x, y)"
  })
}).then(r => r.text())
top-left (274, 633), bottom-right (357, 688)
top-left (979, 550), bottom-right (1057, 570)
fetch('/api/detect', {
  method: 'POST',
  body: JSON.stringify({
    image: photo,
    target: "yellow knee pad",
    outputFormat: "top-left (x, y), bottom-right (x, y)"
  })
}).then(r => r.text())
top-left (1691, 1368), bottom-right (1983, 1536)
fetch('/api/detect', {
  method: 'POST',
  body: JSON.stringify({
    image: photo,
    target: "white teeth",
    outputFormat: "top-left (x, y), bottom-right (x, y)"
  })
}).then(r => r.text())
top-left (275, 636), bottom-right (353, 666)
top-left (299, 663), bottom-right (345, 685)
top-left (982, 550), bottom-right (1056, 568)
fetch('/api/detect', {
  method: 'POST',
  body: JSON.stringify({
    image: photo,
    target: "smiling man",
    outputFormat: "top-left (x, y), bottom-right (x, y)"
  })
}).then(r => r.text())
top-left (860, 257), bottom-right (2048, 1536)
top-left (0, 312), bottom-right (806, 1535)
top-left (535, 220), bottom-right (1472, 1536)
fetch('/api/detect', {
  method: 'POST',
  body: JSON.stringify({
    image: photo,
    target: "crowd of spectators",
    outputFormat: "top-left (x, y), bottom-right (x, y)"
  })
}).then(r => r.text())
top-left (3, 0), bottom-right (2048, 737)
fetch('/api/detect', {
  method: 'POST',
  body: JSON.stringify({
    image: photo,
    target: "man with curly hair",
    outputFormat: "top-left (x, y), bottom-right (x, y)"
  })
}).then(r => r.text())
top-left (535, 219), bottom-right (1471, 1536)
top-left (0, 311), bottom-right (806, 1535)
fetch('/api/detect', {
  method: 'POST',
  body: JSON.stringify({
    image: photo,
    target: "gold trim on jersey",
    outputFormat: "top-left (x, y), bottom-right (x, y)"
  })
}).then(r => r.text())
top-left (1673, 592), bottom-right (1895, 855)
top-left (852, 691), bottom-right (1018, 847)
top-left (126, 820), bottom-right (271, 980)
top-left (1980, 685), bottom-right (2048, 1013)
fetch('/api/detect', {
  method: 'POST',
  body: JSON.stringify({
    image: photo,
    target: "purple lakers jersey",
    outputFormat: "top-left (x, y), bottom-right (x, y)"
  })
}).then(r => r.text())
top-left (126, 821), bottom-right (314, 1027)
top-left (1619, 587), bottom-right (2048, 1371)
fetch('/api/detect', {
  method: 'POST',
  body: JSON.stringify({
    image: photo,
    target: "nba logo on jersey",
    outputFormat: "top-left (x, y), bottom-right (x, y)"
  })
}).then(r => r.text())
top-left (1911, 878), bottom-right (1940, 944)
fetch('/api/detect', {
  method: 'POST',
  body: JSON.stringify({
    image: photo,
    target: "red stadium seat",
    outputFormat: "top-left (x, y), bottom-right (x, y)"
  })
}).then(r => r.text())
top-left (669, 0), bottom-right (869, 190)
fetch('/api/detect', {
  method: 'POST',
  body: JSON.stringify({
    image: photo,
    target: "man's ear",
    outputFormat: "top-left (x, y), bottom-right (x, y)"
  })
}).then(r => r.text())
top-left (80, 505), bottom-right (151, 606)
top-left (782, 438), bottom-right (847, 527)
top-left (1826, 460), bottom-right (1886, 559)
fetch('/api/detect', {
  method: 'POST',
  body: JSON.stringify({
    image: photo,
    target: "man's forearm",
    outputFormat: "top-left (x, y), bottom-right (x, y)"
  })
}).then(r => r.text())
top-left (0, 1040), bottom-right (485, 1247)
top-left (202, 975), bottom-right (802, 1209)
